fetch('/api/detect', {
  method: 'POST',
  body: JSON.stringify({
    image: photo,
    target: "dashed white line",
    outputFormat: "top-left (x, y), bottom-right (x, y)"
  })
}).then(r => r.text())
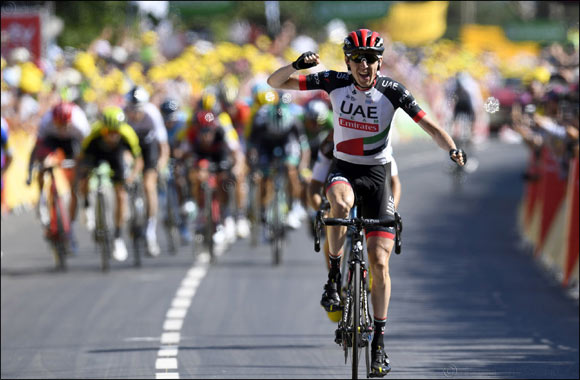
top-left (155, 253), bottom-right (210, 379)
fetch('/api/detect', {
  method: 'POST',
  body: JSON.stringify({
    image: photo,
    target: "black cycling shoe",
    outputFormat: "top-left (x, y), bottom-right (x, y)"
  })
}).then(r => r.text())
top-left (320, 275), bottom-right (341, 312)
top-left (369, 346), bottom-right (391, 377)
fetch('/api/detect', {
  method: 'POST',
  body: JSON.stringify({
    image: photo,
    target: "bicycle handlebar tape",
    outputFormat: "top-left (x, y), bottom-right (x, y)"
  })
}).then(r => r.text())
top-left (292, 51), bottom-right (317, 70)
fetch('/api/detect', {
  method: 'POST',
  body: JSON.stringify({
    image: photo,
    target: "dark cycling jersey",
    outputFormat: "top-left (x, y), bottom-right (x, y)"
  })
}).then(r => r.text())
top-left (299, 71), bottom-right (425, 165)
top-left (78, 121), bottom-right (142, 183)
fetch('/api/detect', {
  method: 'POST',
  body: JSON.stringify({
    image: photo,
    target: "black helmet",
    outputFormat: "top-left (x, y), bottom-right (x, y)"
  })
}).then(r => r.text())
top-left (125, 85), bottom-right (150, 107)
top-left (343, 29), bottom-right (385, 57)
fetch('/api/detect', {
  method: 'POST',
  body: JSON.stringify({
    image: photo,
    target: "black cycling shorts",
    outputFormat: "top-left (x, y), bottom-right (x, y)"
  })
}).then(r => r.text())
top-left (139, 139), bottom-right (160, 171)
top-left (326, 159), bottom-right (395, 239)
top-left (38, 136), bottom-right (80, 159)
top-left (77, 148), bottom-right (129, 184)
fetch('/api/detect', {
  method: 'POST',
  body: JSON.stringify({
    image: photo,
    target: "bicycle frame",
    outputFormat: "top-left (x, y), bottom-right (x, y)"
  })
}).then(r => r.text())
top-left (93, 163), bottom-right (113, 272)
top-left (314, 196), bottom-right (401, 379)
top-left (37, 151), bottom-right (75, 271)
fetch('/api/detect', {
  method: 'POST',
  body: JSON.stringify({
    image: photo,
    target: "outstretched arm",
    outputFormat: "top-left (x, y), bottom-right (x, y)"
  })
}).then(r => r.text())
top-left (417, 115), bottom-right (465, 166)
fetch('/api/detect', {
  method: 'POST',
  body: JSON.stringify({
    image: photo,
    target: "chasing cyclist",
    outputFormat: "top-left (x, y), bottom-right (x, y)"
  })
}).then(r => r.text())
top-left (124, 86), bottom-right (170, 257)
top-left (267, 28), bottom-right (466, 376)
top-left (26, 101), bottom-right (91, 246)
top-left (72, 106), bottom-right (143, 262)
top-left (247, 93), bottom-right (311, 231)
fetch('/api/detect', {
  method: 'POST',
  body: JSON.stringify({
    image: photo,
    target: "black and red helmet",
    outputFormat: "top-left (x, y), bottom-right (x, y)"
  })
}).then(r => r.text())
top-left (343, 29), bottom-right (385, 57)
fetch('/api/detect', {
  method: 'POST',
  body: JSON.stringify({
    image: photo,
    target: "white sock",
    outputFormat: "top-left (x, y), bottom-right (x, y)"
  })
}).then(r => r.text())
top-left (147, 217), bottom-right (157, 239)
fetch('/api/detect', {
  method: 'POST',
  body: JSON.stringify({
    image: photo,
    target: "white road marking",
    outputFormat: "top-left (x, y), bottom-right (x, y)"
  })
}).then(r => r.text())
top-left (156, 357), bottom-right (178, 369)
top-left (155, 373), bottom-right (180, 379)
top-left (166, 308), bottom-right (187, 319)
top-left (155, 255), bottom-right (209, 378)
top-left (158, 347), bottom-right (179, 357)
top-left (163, 319), bottom-right (184, 331)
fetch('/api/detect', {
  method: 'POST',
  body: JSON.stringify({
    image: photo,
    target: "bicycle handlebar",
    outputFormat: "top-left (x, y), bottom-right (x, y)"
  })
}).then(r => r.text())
top-left (314, 210), bottom-right (403, 254)
top-left (321, 217), bottom-right (396, 227)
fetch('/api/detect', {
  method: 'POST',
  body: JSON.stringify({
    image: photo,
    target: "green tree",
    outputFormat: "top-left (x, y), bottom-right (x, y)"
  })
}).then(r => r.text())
top-left (54, 1), bottom-right (133, 48)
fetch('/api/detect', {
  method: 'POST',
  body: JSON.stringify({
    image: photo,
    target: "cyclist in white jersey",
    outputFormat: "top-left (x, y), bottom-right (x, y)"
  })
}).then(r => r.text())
top-left (27, 102), bottom-right (91, 240)
top-left (124, 86), bottom-right (170, 257)
top-left (268, 28), bottom-right (466, 376)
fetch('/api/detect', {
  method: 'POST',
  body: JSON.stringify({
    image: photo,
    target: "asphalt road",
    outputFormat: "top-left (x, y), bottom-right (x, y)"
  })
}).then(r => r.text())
top-left (1, 138), bottom-right (578, 379)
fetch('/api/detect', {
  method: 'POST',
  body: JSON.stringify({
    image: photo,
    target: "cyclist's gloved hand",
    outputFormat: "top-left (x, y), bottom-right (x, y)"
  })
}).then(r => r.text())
top-left (449, 149), bottom-right (467, 166)
top-left (292, 51), bottom-right (319, 70)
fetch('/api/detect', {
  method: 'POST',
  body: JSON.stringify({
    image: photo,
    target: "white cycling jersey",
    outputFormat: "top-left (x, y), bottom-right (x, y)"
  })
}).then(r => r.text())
top-left (38, 104), bottom-right (91, 141)
top-left (126, 102), bottom-right (168, 143)
top-left (299, 71), bottom-right (425, 165)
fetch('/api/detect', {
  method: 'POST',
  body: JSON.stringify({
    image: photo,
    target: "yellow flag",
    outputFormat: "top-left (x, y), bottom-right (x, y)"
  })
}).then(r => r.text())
top-left (384, 1), bottom-right (449, 46)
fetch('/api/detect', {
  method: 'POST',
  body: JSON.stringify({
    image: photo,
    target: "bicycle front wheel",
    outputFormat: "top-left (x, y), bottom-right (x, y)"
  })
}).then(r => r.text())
top-left (96, 192), bottom-right (111, 272)
top-left (352, 261), bottom-right (361, 380)
top-left (52, 190), bottom-right (68, 271)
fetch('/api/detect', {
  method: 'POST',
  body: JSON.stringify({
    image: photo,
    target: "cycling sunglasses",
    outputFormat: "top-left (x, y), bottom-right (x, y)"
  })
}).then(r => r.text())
top-left (350, 53), bottom-right (380, 64)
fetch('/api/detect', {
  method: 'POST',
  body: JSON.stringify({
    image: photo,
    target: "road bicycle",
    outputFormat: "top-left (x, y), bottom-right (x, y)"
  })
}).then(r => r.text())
top-left (32, 149), bottom-right (75, 271)
top-left (314, 195), bottom-right (402, 379)
top-left (159, 158), bottom-right (181, 254)
top-left (126, 179), bottom-right (146, 267)
top-left (265, 146), bottom-right (288, 266)
top-left (92, 162), bottom-right (114, 272)
top-left (247, 157), bottom-right (262, 248)
top-left (196, 160), bottom-right (229, 263)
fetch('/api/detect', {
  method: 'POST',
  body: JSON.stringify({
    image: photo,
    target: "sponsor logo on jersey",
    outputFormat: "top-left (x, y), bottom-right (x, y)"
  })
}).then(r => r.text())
top-left (381, 80), bottom-right (399, 90)
top-left (339, 117), bottom-right (379, 132)
top-left (339, 101), bottom-right (378, 118)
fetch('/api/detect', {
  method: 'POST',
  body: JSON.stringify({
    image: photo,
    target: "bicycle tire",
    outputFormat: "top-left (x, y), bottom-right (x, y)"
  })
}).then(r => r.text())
top-left (52, 186), bottom-right (68, 271)
top-left (249, 176), bottom-right (260, 247)
top-left (165, 179), bottom-right (180, 254)
top-left (131, 186), bottom-right (145, 268)
top-left (96, 191), bottom-right (111, 272)
top-left (202, 184), bottom-right (215, 263)
top-left (352, 261), bottom-right (361, 380)
top-left (272, 183), bottom-right (282, 266)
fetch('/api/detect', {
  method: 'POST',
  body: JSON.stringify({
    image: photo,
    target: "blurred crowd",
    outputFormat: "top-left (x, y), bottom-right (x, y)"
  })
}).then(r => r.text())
top-left (1, 17), bottom-right (579, 188)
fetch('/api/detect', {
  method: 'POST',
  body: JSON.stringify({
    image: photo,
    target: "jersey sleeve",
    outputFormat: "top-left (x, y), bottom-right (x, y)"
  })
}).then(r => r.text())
top-left (71, 106), bottom-right (91, 140)
top-left (81, 121), bottom-right (104, 152)
top-left (145, 103), bottom-right (169, 143)
top-left (298, 70), bottom-right (351, 93)
top-left (378, 78), bottom-right (426, 123)
top-left (119, 123), bottom-right (142, 157)
top-left (37, 112), bottom-right (53, 139)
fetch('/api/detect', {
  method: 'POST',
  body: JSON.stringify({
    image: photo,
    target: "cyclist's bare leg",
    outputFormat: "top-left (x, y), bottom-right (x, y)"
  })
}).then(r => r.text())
top-left (260, 175), bottom-right (273, 210)
top-left (189, 167), bottom-right (202, 207)
top-left (143, 168), bottom-right (158, 219)
top-left (366, 236), bottom-right (394, 320)
top-left (69, 176), bottom-right (89, 222)
top-left (233, 162), bottom-right (248, 210)
top-left (114, 183), bottom-right (128, 231)
top-left (286, 164), bottom-right (302, 202)
top-left (326, 183), bottom-right (354, 258)
top-left (217, 171), bottom-right (230, 214)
